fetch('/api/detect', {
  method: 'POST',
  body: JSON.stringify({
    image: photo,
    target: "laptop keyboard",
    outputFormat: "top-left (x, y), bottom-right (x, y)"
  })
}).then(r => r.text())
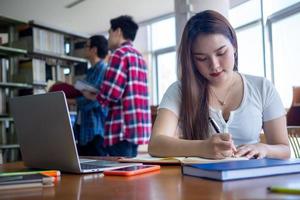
top-left (80, 159), bottom-right (120, 169)
top-left (81, 163), bottom-right (112, 170)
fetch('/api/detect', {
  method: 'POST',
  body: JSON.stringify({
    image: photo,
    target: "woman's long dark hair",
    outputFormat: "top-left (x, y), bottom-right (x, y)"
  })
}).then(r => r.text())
top-left (178, 10), bottom-right (238, 140)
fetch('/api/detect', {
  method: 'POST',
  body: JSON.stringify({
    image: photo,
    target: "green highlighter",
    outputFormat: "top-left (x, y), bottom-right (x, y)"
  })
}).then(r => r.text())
top-left (268, 186), bottom-right (300, 195)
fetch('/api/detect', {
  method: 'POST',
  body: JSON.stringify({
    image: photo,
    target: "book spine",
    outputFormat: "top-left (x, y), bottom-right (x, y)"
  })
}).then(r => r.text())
top-left (0, 182), bottom-right (43, 190)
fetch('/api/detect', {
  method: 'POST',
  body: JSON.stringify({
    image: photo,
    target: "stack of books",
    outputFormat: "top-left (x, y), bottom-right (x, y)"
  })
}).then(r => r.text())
top-left (0, 170), bottom-right (60, 190)
top-left (182, 158), bottom-right (300, 181)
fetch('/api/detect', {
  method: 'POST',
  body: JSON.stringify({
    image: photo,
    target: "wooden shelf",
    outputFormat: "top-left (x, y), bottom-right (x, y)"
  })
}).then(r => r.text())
top-left (0, 117), bottom-right (13, 122)
top-left (32, 82), bottom-right (47, 87)
top-left (0, 82), bottom-right (33, 89)
top-left (0, 144), bottom-right (20, 149)
top-left (29, 20), bottom-right (88, 39)
top-left (0, 46), bottom-right (27, 57)
top-left (59, 54), bottom-right (88, 63)
top-left (0, 16), bottom-right (26, 26)
top-left (29, 49), bottom-right (88, 63)
top-left (0, 82), bottom-right (48, 89)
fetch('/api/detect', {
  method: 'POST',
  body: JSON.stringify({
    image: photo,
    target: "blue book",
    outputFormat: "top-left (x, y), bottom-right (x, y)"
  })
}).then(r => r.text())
top-left (182, 158), bottom-right (300, 181)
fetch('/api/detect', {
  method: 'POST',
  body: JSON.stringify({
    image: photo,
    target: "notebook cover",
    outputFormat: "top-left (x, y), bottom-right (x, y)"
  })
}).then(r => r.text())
top-left (186, 158), bottom-right (300, 171)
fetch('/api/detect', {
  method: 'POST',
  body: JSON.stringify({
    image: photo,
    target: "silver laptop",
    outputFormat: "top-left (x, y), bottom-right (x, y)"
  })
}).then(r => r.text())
top-left (10, 91), bottom-right (140, 173)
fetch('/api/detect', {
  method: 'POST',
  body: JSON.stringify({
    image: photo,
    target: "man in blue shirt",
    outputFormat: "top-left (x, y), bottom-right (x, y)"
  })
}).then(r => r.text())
top-left (68, 35), bottom-right (108, 156)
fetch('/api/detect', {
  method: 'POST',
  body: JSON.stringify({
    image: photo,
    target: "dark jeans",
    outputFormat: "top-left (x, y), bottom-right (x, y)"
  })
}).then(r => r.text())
top-left (77, 135), bottom-right (138, 157)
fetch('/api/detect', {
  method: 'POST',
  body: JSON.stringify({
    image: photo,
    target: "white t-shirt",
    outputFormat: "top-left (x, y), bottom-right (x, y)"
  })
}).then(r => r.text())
top-left (159, 74), bottom-right (286, 146)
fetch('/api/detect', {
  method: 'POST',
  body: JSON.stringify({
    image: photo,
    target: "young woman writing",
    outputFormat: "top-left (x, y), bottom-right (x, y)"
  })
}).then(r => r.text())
top-left (148, 10), bottom-right (290, 159)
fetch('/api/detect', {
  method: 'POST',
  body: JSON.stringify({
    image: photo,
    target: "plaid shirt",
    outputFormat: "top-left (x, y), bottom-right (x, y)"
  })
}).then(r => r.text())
top-left (97, 41), bottom-right (151, 146)
top-left (74, 60), bottom-right (108, 145)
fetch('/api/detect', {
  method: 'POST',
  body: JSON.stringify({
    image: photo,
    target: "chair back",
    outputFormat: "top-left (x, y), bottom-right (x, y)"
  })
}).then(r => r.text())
top-left (291, 86), bottom-right (300, 105)
top-left (287, 126), bottom-right (300, 158)
top-left (287, 86), bottom-right (300, 125)
top-left (151, 105), bottom-right (158, 127)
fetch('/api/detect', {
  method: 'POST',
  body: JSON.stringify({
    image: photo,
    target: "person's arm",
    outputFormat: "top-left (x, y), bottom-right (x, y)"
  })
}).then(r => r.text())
top-left (148, 108), bottom-right (235, 159)
top-left (235, 116), bottom-right (290, 159)
top-left (235, 78), bottom-right (290, 159)
top-left (75, 94), bottom-right (101, 111)
top-left (81, 90), bottom-right (97, 100)
top-left (75, 65), bottom-right (107, 110)
top-left (96, 52), bottom-right (127, 106)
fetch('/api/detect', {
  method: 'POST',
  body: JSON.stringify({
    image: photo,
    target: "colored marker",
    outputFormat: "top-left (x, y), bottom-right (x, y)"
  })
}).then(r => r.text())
top-left (268, 186), bottom-right (300, 195)
top-left (0, 170), bottom-right (61, 177)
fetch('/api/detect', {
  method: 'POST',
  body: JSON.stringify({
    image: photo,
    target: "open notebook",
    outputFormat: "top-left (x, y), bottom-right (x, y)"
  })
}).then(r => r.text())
top-left (119, 154), bottom-right (248, 164)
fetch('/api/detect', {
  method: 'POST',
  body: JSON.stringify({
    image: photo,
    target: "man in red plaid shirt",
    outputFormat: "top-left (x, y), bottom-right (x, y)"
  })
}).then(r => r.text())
top-left (83, 15), bottom-right (151, 157)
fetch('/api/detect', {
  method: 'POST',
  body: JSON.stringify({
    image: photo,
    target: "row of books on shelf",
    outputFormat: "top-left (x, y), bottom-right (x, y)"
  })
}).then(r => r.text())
top-left (0, 90), bottom-right (5, 115)
top-left (0, 57), bottom-right (72, 86)
top-left (0, 57), bottom-right (46, 84)
top-left (0, 59), bottom-right (8, 82)
top-left (14, 59), bottom-right (46, 84)
top-left (0, 147), bottom-right (21, 164)
top-left (12, 27), bottom-right (65, 55)
top-left (0, 120), bottom-right (16, 144)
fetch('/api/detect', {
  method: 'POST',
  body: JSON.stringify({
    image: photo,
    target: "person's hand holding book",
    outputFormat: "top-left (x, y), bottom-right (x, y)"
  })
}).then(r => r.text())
top-left (82, 90), bottom-right (97, 101)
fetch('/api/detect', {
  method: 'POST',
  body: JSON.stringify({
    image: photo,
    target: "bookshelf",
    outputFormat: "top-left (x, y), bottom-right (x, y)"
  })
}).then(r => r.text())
top-left (0, 16), bottom-right (88, 163)
top-left (0, 46), bottom-right (27, 56)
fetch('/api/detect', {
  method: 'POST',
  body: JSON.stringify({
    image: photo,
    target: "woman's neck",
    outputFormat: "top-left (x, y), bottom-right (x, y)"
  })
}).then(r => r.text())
top-left (210, 71), bottom-right (238, 90)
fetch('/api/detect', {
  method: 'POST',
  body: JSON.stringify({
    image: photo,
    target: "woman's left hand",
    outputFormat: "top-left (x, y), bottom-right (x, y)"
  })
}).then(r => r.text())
top-left (235, 143), bottom-right (267, 159)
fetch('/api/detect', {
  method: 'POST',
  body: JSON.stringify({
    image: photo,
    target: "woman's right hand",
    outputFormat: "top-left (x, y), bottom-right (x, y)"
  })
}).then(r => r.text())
top-left (204, 133), bottom-right (236, 159)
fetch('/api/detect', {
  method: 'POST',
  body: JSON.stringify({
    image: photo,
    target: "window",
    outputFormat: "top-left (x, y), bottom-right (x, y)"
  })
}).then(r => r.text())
top-left (229, 0), bottom-right (261, 28)
top-left (151, 17), bottom-right (176, 51)
top-left (156, 51), bottom-right (177, 103)
top-left (271, 11), bottom-right (300, 107)
top-left (229, 0), bottom-right (264, 77)
top-left (231, 0), bottom-right (300, 108)
top-left (236, 23), bottom-right (264, 77)
top-left (264, 0), bottom-right (300, 16)
top-left (151, 17), bottom-right (176, 104)
top-left (132, 16), bottom-right (177, 105)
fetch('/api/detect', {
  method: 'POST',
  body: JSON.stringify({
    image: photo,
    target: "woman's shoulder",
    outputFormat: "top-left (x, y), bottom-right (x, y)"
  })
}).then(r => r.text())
top-left (169, 80), bottom-right (181, 89)
top-left (165, 81), bottom-right (181, 96)
top-left (242, 74), bottom-right (273, 88)
top-left (159, 80), bottom-right (181, 116)
top-left (242, 74), bottom-right (277, 103)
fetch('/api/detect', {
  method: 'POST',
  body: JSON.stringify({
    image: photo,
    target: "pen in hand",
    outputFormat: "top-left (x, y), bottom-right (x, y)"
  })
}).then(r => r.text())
top-left (209, 117), bottom-right (237, 155)
top-left (209, 117), bottom-right (220, 133)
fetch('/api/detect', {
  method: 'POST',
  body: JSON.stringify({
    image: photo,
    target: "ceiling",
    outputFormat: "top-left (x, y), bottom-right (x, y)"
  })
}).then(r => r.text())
top-left (0, 0), bottom-right (174, 37)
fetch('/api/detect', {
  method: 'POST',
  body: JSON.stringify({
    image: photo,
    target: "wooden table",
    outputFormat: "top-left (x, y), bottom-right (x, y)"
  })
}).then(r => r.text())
top-left (1, 162), bottom-right (300, 200)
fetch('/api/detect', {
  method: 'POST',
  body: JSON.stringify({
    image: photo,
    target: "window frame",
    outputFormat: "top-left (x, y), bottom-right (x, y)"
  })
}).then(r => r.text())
top-left (266, 1), bottom-right (300, 83)
top-left (153, 46), bottom-right (177, 104)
